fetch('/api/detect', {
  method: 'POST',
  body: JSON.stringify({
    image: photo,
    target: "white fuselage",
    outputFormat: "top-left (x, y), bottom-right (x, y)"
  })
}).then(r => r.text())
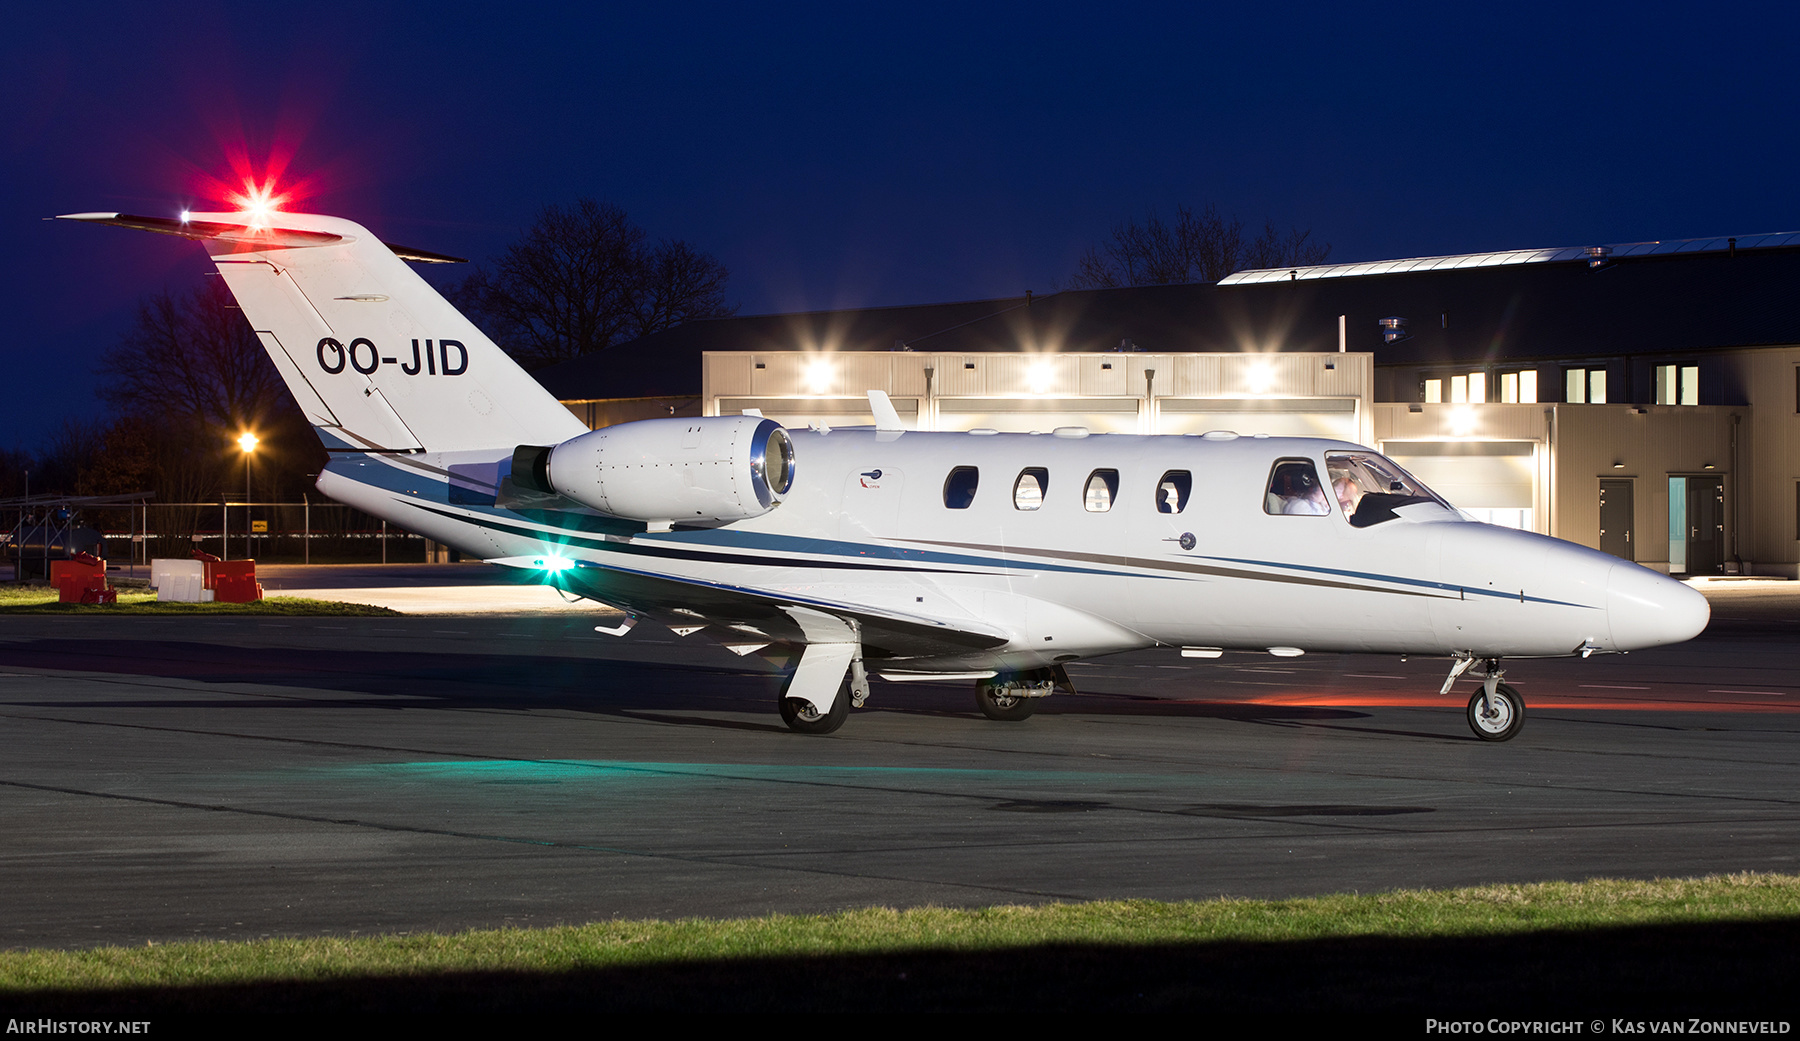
top-left (318, 427), bottom-right (1710, 673)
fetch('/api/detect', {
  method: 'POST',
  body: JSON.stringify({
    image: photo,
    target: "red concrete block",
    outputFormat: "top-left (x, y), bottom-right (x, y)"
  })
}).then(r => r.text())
top-left (212, 560), bottom-right (261, 603)
top-left (50, 559), bottom-right (107, 605)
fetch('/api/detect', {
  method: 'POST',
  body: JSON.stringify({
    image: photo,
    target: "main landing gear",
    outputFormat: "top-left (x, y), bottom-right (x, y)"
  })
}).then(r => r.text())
top-left (771, 615), bottom-right (866, 736)
top-left (974, 678), bottom-right (1040, 721)
top-left (973, 668), bottom-right (1068, 722)
top-left (779, 672), bottom-right (851, 735)
top-left (1444, 656), bottom-right (1525, 742)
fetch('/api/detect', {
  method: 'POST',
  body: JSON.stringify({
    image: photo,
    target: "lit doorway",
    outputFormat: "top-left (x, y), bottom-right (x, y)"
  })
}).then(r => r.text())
top-left (1669, 476), bottom-right (1723, 575)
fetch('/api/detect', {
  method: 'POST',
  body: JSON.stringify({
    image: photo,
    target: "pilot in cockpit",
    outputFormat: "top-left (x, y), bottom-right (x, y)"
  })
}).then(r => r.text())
top-left (1266, 461), bottom-right (1330, 516)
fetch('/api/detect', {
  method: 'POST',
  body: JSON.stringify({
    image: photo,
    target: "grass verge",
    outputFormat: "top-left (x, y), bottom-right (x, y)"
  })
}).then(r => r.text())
top-left (2, 874), bottom-right (1797, 1013)
top-left (0, 586), bottom-right (400, 616)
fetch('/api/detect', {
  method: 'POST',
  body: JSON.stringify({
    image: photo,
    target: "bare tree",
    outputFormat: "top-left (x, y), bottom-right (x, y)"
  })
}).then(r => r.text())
top-left (454, 199), bottom-right (737, 369)
top-left (0, 445), bottom-right (33, 499)
top-left (99, 278), bottom-right (288, 431)
top-left (95, 279), bottom-right (319, 500)
top-left (1068, 204), bottom-right (1331, 289)
top-left (634, 238), bottom-right (734, 335)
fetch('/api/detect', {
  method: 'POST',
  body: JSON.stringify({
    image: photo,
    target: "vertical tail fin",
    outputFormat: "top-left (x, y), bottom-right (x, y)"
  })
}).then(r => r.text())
top-left (57, 211), bottom-right (586, 454)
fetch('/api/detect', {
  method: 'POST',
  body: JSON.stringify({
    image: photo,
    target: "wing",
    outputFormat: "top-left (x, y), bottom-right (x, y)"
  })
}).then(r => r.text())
top-left (497, 556), bottom-right (1011, 660)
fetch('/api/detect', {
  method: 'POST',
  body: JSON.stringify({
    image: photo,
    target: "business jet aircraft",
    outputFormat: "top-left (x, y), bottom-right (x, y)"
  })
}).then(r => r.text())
top-left (58, 208), bottom-right (1711, 740)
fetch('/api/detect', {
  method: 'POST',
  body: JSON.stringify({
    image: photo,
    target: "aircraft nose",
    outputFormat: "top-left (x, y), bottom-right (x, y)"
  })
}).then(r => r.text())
top-left (1606, 563), bottom-right (1710, 650)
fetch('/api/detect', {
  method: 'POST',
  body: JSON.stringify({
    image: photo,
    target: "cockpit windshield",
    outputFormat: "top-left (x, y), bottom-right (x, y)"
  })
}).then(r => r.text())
top-left (1325, 451), bottom-right (1452, 527)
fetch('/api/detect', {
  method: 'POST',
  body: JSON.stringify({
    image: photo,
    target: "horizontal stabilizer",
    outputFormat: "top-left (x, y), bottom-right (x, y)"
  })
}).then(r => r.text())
top-left (52, 213), bottom-right (466, 264)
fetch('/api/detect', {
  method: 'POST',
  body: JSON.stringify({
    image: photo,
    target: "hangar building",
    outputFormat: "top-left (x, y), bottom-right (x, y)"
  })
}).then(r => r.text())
top-left (536, 233), bottom-right (1800, 578)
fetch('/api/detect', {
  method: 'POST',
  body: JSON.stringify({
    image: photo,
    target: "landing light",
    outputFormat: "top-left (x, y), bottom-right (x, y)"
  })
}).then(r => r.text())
top-left (532, 556), bottom-right (576, 572)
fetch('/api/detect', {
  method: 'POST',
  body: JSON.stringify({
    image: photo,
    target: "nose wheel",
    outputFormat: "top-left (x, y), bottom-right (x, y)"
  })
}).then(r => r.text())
top-left (1466, 682), bottom-right (1525, 741)
top-left (1444, 657), bottom-right (1526, 741)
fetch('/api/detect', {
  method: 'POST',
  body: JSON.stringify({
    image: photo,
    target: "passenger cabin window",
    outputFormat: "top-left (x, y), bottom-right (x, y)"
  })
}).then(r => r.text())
top-left (1084, 469), bottom-right (1120, 512)
top-left (943, 467), bottom-right (979, 509)
top-left (1155, 471), bottom-right (1192, 514)
top-left (1325, 451), bottom-right (1447, 527)
top-left (1265, 459), bottom-right (1329, 516)
top-left (1013, 468), bottom-right (1049, 511)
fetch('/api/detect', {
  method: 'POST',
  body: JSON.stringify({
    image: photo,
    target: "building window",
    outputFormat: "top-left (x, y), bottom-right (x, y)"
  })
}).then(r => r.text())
top-left (1498, 370), bottom-right (1538, 403)
top-left (1423, 378), bottom-right (1442, 403)
top-left (1566, 367), bottom-right (1607, 404)
top-left (1440, 372), bottom-right (1489, 404)
top-left (1655, 364), bottom-right (1699, 405)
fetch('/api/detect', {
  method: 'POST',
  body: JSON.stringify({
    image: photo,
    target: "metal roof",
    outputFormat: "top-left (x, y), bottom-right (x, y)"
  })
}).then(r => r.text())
top-left (1218, 231), bottom-right (1800, 285)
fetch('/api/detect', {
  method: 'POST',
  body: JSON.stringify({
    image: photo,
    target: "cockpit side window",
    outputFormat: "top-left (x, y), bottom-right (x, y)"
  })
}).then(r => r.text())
top-left (1013, 467), bottom-right (1049, 511)
top-left (1155, 470), bottom-right (1192, 514)
top-left (1325, 451), bottom-right (1449, 527)
top-left (1084, 469), bottom-right (1119, 512)
top-left (943, 466), bottom-right (980, 509)
top-left (1265, 459), bottom-right (1330, 516)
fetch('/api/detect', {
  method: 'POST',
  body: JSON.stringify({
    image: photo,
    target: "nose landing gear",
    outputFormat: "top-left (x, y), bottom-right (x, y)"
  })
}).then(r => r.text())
top-left (1445, 656), bottom-right (1526, 742)
top-left (1467, 681), bottom-right (1525, 741)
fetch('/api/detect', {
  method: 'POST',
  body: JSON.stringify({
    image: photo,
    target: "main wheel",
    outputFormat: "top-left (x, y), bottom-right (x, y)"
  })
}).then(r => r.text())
top-left (1467, 682), bottom-right (1525, 742)
top-left (975, 679), bottom-right (1037, 721)
top-left (778, 674), bottom-right (850, 735)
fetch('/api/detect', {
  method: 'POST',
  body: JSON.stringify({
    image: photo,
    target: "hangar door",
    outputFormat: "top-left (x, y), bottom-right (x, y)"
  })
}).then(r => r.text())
top-left (1381, 441), bottom-right (1538, 531)
top-left (1159, 398), bottom-right (1357, 439)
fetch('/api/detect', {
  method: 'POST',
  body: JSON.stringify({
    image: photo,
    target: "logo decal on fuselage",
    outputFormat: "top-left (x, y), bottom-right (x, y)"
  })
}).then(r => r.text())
top-left (317, 338), bottom-right (468, 377)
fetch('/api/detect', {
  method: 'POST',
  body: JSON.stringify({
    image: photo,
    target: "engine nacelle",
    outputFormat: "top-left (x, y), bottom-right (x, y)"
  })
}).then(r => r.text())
top-left (514, 416), bottom-right (795, 528)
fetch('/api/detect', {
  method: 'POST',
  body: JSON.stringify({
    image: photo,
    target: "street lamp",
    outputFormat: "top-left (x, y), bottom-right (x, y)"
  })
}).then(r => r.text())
top-left (238, 432), bottom-right (258, 560)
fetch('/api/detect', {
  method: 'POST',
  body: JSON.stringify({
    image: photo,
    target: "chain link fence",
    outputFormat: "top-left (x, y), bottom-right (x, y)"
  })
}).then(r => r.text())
top-left (77, 501), bottom-right (454, 569)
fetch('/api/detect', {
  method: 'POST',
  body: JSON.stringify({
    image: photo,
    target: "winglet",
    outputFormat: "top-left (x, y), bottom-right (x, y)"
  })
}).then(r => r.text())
top-left (867, 390), bottom-right (905, 432)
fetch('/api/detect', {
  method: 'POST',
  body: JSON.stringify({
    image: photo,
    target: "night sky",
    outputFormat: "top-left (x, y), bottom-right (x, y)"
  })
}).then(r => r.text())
top-left (5, 1), bottom-right (1797, 450)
